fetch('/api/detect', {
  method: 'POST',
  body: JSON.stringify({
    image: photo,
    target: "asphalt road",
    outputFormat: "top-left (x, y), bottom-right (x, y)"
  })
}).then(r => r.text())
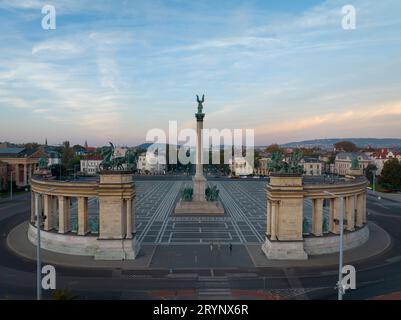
top-left (1, 190), bottom-right (401, 300)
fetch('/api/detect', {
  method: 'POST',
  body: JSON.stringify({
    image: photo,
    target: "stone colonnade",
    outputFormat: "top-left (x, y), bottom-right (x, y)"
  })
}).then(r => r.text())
top-left (263, 174), bottom-right (369, 260)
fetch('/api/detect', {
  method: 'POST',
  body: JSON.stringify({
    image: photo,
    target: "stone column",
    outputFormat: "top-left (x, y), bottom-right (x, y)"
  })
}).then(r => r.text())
top-left (77, 197), bottom-right (89, 235)
top-left (332, 197), bottom-right (342, 234)
top-left (266, 199), bottom-right (271, 236)
top-left (193, 111), bottom-right (206, 202)
top-left (58, 196), bottom-right (70, 234)
top-left (34, 192), bottom-right (42, 228)
top-left (43, 194), bottom-right (56, 231)
top-left (312, 198), bottom-right (323, 236)
top-left (362, 192), bottom-right (367, 223)
top-left (345, 196), bottom-right (355, 231)
top-left (356, 193), bottom-right (364, 227)
top-left (28, 164), bottom-right (32, 184)
top-left (270, 200), bottom-right (277, 240)
top-left (23, 164), bottom-right (27, 186)
top-left (126, 198), bottom-right (133, 239)
top-left (329, 198), bottom-right (335, 233)
top-left (15, 164), bottom-right (20, 186)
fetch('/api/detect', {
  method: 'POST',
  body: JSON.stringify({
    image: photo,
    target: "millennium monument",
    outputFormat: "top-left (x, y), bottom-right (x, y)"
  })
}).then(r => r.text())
top-left (174, 95), bottom-right (225, 215)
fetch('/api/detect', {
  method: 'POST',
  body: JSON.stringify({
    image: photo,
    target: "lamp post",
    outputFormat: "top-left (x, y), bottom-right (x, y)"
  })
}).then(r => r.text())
top-left (324, 191), bottom-right (345, 300)
top-left (35, 187), bottom-right (56, 300)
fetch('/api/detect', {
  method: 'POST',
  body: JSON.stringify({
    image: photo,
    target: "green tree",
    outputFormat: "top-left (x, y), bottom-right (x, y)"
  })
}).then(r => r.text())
top-left (334, 141), bottom-right (358, 152)
top-left (379, 159), bottom-right (401, 191)
top-left (364, 164), bottom-right (378, 183)
top-left (265, 143), bottom-right (283, 154)
top-left (60, 141), bottom-right (74, 169)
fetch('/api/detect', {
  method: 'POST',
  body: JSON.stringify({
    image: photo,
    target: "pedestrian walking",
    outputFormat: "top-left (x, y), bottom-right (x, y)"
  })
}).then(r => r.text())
top-left (217, 241), bottom-right (221, 251)
top-left (229, 243), bottom-right (232, 253)
top-left (210, 242), bottom-right (214, 254)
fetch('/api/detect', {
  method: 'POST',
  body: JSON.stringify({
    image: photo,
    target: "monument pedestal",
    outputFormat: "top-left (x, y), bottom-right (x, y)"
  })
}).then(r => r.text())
top-left (95, 238), bottom-right (140, 260)
top-left (174, 199), bottom-right (224, 215)
top-left (262, 237), bottom-right (308, 260)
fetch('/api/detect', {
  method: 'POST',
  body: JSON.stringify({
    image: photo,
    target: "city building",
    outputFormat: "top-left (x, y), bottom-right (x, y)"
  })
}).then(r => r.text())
top-left (300, 157), bottom-right (322, 176)
top-left (137, 152), bottom-right (166, 174)
top-left (254, 157), bottom-right (270, 176)
top-left (370, 148), bottom-right (401, 175)
top-left (334, 152), bottom-right (371, 176)
top-left (229, 157), bottom-right (253, 176)
top-left (0, 160), bottom-right (8, 191)
top-left (80, 155), bottom-right (103, 175)
top-left (0, 148), bottom-right (45, 187)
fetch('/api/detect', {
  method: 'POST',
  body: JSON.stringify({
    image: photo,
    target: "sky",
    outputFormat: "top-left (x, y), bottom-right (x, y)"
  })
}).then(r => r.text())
top-left (0, 0), bottom-right (400, 147)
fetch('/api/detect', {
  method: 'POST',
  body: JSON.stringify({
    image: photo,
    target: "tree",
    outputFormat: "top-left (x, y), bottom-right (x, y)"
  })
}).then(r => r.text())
top-left (364, 164), bottom-right (378, 183)
top-left (265, 144), bottom-right (283, 154)
top-left (378, 159), bottom-right (401, 191)
top-left (334, 141), bottom-right (358, 152)
top-left (60, 141), bottom-right (74, 169)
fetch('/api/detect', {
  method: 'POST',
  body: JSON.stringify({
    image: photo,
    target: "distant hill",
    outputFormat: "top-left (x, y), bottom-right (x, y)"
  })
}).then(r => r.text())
top-left (279, 138), bottom-right (401, 149)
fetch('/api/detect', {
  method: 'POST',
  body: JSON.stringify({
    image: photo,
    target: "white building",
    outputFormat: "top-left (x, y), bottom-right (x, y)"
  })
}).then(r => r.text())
top-left (370, 148), bottom-right (401, 175)
top-left (334, 152), bottom-right (371, 176)
top-left (229, 157), bottom-right (254, 176)
top-left (137, 152), bottom-right (166, 174)
top-left (300, 157), bottom-right (322, 176)
top-left (47, 151), bottom-right (60, 167)
top-left (80, 155), bottom-right (103, 175)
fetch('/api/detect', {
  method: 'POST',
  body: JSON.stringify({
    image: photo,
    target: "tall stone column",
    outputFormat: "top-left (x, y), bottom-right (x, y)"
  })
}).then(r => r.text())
top-left (362, 192), bottom-right (367, 223)
top-left (34, 193), bottom-right (41, 227)
top-left (356, 193), bottom-right (364, 227)
top-left (312, 198), bottom-right (323, 236)
top-left (332, 197), bottom-right (343, 234)
top-left (77, 197), bottom-right (89, 235)
top-left (28, 164), bottom-right (32, 184)
top-left (23, 164), bottom-right (27, 186)
top-left (329, 198), bottom-right (335, 233)
top-left (15, 164), bottom-right (20, 186)
top-left (58, 196), bottom-right (71, 234)
top-left (193, 110), bottom-right (206, 202)
top-left (270, 200), bottom-right (277, 240)
top-left (266, 200), bottom-right (271, 236)
top-left (126, 198), bottom-right (133, 239)
top-left (43, 194), bottom-right (56, 231)
top-left (345, 196), bottom-right (355, 231)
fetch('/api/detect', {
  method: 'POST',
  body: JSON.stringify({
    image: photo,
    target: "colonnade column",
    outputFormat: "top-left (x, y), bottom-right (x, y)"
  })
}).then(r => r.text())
top-left (43, 194), bottom-right (56, 231)
top-left (15, 164), bottom-right (20, 186)
top-left (34, 192), bottom-right (41, 227)
top-left (345, 195), bottom-right (355, 231)
top-left (266, 199), bottom-right (271, 236)
top-left (356, 193), bottom-right (364, 227)
top-left (23, 164), bottom-right (27, 186)
top-left (58, 196), bottom-right (71, 234)
top-left (332, 197), bottom-right (343, 234)
top-left (126, 198), bottom-right (133, 239)
top-left (270, 200), bottom-right (278, 240)
top-left (329, 198), bottom-right (335, 233)
top-left (362, 192), bottom-right (367, 223)
top-left (77, 197), bottom-right (89, 235)
top-left (311, 198), bottom-right (323, 236)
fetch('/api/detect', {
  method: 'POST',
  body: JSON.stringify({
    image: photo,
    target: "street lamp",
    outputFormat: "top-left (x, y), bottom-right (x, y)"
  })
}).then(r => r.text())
top-left (324, 190), bottom-right (345, 300)
top-left (35, 187), bottom-right (56, 300)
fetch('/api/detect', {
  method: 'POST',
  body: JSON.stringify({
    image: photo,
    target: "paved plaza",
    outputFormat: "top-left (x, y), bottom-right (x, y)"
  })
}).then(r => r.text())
top-left (69, 180), bottom-right (329, 245)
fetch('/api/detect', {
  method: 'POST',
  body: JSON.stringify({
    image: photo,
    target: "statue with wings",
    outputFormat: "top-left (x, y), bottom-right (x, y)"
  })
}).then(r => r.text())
top-left (196, 94), bottom-right (205, 114)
